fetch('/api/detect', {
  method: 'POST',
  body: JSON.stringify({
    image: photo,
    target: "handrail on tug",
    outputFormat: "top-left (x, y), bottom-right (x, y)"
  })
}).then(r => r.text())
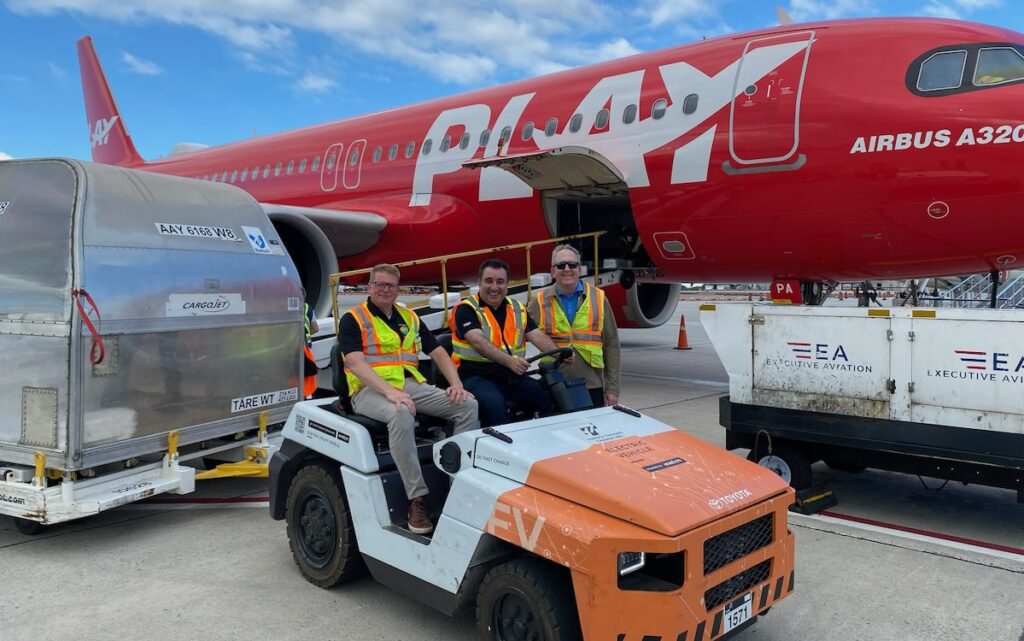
top-left (329, 230), bottom-right (606, 334)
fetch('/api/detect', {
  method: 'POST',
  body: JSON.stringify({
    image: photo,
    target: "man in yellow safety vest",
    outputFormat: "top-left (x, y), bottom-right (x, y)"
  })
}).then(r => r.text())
top-left (339, 264), bottom-right (478, 534)
top-left (528, 244), bottom-right (621, 408)
top-left (449, 258), bottom-right (562, 427)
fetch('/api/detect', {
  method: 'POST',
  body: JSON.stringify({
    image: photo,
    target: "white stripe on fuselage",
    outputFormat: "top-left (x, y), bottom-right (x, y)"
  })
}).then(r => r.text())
top-left (410, 40), bottom-right (809, 206)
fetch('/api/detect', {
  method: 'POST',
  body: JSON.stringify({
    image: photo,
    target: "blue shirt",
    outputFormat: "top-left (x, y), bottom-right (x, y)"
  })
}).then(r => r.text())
top-left (556, 281), bottom-right (585, 324)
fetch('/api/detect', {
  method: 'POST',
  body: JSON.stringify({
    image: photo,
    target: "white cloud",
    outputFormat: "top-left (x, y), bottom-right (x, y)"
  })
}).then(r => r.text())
top-left (918, 0), bottom-right (999, 19)
top-left (48, 62), bottom-right (67, 79)
top-left (788, 0), bottom-right (877, 22)
top-left (294, 71), bottom-right (336, 93)
top-left (0, 152), bottom-right (13, 161)
top-left (920, 2), bottom-right (961, 18)
top-left (643, 0), bottom-right (717, 27)
top-left (121, 51), bottom-right (163, 75)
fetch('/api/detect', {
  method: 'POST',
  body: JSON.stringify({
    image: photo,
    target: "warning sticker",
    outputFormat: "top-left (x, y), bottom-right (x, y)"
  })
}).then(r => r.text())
top-left (242, 225), bottom-right (273, 255)
top-left (156, 223), bottom-right (240, 241)
top-left (231, 387), bottom-right (299, 413)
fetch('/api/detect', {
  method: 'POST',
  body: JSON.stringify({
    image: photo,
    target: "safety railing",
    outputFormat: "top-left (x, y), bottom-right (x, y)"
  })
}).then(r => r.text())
top-left (329, 231), bottom-right (606, 333)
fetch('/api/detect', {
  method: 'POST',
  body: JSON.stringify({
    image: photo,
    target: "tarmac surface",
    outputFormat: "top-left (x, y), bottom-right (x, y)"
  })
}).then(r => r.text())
top-left (1, 301), bottom-right (1022, 641)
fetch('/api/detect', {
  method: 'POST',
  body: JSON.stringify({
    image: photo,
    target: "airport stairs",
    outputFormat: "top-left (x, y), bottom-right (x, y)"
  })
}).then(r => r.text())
top-left (930, 270), bottom-right (1024, 308)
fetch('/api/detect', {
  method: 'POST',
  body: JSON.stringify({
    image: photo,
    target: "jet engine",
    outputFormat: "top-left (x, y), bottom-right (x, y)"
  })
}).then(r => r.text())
top-left (603, 281), bottom-right (681, 329)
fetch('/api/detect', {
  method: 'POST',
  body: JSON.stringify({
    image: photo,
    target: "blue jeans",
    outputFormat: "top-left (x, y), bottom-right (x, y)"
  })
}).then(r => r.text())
top-left (463, 375), bottom-right (554, 427)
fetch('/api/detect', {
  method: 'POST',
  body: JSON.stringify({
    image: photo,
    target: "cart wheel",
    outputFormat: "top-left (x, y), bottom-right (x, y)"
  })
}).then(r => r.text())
top-left (285, 463), bottom-right (365, 588)
top-left (13, 517), bottom-right (45, 535)
top-left (476, 557), bottom-right (580, 641)
top-left (748, 443), bottom-right (813, 490)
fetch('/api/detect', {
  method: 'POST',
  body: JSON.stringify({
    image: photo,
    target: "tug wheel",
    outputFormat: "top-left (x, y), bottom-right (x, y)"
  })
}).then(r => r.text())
top-left (285, 463), bottom-right (365, 588)
top-left (476, 557), bottom-right (580, 641)
top-left (748, 443), bottom-right (813, 490)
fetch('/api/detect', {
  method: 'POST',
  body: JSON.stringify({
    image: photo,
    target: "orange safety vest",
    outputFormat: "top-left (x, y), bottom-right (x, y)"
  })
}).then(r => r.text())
top-left (534, 283), bottom-right (605, 368)
top-left (448, 295), bottom-right (527, 365)
top-left (344, 302), bottom-right (425, 395)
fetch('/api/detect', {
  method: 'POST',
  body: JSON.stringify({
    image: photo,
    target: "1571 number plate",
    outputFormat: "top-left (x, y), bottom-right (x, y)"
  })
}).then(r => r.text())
top-left (723, 592), bottom-right (753, 633)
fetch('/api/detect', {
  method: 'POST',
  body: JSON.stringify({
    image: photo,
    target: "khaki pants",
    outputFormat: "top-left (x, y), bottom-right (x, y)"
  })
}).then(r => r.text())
top-left (351, 379), bottom-right (479, 499)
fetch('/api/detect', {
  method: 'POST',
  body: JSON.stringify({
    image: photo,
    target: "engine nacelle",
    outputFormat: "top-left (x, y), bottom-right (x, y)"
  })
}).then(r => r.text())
top-left (264, 209), bottom-right (337, 319)
top-left (603, 281), bottom-right (681, 329)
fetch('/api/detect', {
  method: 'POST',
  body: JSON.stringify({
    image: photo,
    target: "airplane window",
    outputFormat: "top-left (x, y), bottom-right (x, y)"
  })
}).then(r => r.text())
top-left (231, 170), bottom-right (238, 183)
top-left (623, 104), bottom-right (637, 125)
top-left (326, 154), bottom-right (335, 169)
top-left (441, 135), bottom-right (451, 152)
top-left (522, 121), bottom-right (535, 140)
top-left (569, 113), bottom-right (583, 133)
top-left (917, 50), bottom-right (967, 91)
top-left (221, 171), bottom-right (228, 182)
top-left (423, 139), bottom-right (433, 155)
top-left (595, 109), bottom-right (609, 130)
top-left (263, 165), bottom-right (270, 178)
top-left (311, 156), bottom-right (320, 172)
top-left (479, 129), bottom-right (490, 147)
top-left (286, 160), bottom-right (294, 175)
top-left (460, 132), bottom-right (471, 150)
top-left (251, 166), bottom-right (259, 179)
top-left (974, 47), bottom-right (1024, 86)
top-left (240, 168), bottom-right (248, 182)
top-left (372, 146), bottom-right (382, 163)
top-left (682, 93), bottom-right (699, 115)
top-left (545, 117), bottom-right (558, 136)
top-left (651, 98), bottom-right (668, 120)
top-left (500, 126), bottom-right (513, 148)
top-left (405, 141), bottom-right (415, 158)
top-left (298, 159), bottom-right (306, 173)
top-left (274, 162), bottom-right (282, 177)
top-left (348, 148), bottom-right (359, 166)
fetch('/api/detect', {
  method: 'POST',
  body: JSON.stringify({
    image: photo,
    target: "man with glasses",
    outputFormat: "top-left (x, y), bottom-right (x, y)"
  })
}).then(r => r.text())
top-left (449, 258), bottom-right (561, 427)
top-left (339, 264), bottom-right (478, 534)
top-left (528, 245), bottom-right (621, 408)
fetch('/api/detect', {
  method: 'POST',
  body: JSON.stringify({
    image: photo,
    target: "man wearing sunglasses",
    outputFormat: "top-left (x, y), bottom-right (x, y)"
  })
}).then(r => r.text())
top-left (528, 245), bottom-right (621, 408)
top-left (449, 258), bottom-right (561, 427)
top-left (339, 263), bottom-right (478, 534)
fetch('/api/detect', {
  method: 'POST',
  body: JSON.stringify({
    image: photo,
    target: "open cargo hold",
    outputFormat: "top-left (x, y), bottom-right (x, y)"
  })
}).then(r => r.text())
top-left (0, 158), bottom-right (305, 525)
top-left (701, 303), bottom-right (1024, 499)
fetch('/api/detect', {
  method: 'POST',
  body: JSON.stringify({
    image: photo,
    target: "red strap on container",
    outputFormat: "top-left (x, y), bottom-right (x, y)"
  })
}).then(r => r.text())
top-left (72, 288), bottom-right (105, 365)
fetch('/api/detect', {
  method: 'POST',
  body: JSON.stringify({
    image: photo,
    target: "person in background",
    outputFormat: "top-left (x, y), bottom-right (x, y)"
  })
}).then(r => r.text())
top-left (339, 264), bottom-right (478, 534)
top-left (302, 302), bottom-right (319, 399)
top-left (528, 244), bottom-right (621, 408)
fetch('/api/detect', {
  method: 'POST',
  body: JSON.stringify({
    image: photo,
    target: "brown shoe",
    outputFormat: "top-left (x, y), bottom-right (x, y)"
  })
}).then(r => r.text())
top-left (407, 496), bottom-right (434, 535)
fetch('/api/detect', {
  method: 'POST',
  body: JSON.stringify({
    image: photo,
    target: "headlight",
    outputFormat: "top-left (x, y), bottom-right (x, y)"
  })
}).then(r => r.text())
top-left (617, 551), bottom-right (646, 576)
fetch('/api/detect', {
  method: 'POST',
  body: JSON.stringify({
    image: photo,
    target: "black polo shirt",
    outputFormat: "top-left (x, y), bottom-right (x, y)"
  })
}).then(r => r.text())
top-left (452, 298), bottom-right (537, 379)
top-left (339, 299), bottom-right (439, 358)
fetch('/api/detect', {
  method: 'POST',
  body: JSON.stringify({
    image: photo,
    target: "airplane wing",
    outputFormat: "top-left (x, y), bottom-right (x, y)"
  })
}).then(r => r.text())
top-left (259, 203), bottom-right (387, 257)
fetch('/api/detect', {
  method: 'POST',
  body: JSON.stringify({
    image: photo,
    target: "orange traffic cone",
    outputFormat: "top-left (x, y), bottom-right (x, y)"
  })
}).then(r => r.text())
top-left (675, 314), bottom-right (692, 350)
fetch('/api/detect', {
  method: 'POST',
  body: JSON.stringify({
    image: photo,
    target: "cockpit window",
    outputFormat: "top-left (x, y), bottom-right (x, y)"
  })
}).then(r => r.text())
top-left (974, 47), bottom-right (1024, 86)
top-left (917, 50), bottom-right (967, 91)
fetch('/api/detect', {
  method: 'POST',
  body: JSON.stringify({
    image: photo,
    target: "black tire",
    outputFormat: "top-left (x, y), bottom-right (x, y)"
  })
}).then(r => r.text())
top-left (748, 443), bottom-right (813, 490)
top-left (476, 557), bottom-right (581, 641)
top-left (285, 463), bottom-right (365, 588)
top-left (13, 517), bottom-right (45, 535)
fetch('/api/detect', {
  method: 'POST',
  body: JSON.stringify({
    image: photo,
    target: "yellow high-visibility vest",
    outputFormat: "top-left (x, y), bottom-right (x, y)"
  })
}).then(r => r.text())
top-left (344, 302), bottom-right (425, 395)
top-left (449, 296), bottom-right (527, 365)
top-left (535, 283), bottom-right (605, 368)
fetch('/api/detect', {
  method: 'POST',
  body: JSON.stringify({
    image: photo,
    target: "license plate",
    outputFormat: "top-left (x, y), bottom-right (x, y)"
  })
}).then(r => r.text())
top-left (722, 592), bottom-right (753, 633)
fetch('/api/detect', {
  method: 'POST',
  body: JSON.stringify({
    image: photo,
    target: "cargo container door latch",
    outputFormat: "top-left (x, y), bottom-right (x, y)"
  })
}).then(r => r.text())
top-left (886, 379), bottom-right (896, 394)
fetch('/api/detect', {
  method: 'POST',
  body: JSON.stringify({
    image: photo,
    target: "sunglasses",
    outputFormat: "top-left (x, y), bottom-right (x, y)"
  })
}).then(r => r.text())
top-left (553, 261), bottom-right (580, 270)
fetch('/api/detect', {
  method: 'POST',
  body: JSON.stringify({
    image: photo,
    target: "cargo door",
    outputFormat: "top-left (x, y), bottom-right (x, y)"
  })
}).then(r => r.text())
top-left (750, 309), bottom-right (893, 418)
top-left (908, 312), bottom-right (1024, 433)
top-left (729, 31), bottom-right (813, 166)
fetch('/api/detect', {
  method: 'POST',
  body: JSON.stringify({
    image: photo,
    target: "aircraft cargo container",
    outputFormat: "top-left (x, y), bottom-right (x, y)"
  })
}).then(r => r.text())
top-left (0, 159), bottom-right (305, 528)
top-left (700, 303), bottom-right (1024, 500)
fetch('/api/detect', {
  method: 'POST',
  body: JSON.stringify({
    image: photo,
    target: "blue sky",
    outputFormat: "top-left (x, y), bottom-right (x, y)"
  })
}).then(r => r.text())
top-left (0, 0), bottom-right (1019, 161)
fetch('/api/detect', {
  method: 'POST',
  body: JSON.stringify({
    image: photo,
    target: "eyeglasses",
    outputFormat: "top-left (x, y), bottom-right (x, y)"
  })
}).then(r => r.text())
top-left (553, 261), bottom-right (580, 270)
top-left (370, 282), bottom-right (398, 291)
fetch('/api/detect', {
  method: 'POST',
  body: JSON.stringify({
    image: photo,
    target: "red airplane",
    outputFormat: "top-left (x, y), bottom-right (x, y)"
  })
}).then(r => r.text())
top-left (77, 17), bottom-right (1024, 326)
